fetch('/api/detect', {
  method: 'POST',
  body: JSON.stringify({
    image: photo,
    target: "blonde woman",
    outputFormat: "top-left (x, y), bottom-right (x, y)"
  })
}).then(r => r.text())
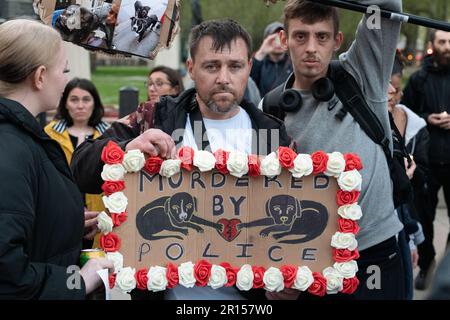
top-left (0, 19), bottom-right (113, 299)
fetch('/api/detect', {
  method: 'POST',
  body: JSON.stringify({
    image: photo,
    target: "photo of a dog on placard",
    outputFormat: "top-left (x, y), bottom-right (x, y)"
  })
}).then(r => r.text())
top-left (50, 0), bottom-right (119, 50)
top-left (113, 0), bottom-right (167, 57)
top-left (35, 0), bottom-right (178, 59)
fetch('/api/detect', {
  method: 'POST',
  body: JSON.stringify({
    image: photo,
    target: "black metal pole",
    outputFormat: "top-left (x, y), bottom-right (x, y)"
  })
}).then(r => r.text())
top-left (312, 0), bottom-right (450, 32)
top-left (191, 0), bottom-right (203, 27)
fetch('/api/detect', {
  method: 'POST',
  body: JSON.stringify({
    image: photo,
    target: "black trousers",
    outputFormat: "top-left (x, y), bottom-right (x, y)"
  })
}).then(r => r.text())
top-left (297, 236), bottom-right (406, 300)
top-left (353, 236), bottom-right (406, 300)
top-left (418, 163), bottom-right (450, 271)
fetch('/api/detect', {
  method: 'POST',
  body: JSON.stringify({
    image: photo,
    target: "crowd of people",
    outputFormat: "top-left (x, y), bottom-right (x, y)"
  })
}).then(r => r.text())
top-left (1, 0), bottom-right (449, 300)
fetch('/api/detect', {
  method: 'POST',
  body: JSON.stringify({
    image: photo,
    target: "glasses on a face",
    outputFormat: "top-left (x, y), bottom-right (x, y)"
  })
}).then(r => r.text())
top-left (145, 79), bottom-right (172, 89)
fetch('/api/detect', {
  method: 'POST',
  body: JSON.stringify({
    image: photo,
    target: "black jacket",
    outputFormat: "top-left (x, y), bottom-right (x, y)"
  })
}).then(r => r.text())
top-left (407, 127), bottom-right (430, 196)
top-left (250, 54), bottom-right (293, 97)
top-left (72, 88), bottom-right (291, 195)
top-left (402, 55), bottom-right (450, 164)
top-left (0, 98), bottom-right (85, 299)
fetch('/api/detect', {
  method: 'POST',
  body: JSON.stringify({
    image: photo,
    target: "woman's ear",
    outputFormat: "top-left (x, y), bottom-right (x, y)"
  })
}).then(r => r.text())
top-left (32, 65), bottom-right (46, 90)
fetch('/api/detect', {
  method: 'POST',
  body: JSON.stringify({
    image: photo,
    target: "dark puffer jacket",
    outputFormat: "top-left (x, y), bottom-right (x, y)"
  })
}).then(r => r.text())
top-left (0, 98), bottom-right (85, 299)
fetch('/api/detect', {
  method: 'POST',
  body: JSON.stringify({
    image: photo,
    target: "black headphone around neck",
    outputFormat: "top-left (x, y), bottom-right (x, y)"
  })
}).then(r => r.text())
top-left (279, 75), bottom-right (335, 113)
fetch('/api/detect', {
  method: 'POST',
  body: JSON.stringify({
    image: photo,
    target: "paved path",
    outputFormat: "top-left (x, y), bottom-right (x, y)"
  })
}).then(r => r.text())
top-left (413, 204), bottom-right (449, 300)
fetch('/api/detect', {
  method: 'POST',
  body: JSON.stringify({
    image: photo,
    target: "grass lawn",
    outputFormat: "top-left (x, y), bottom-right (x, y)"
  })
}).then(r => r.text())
top-left (91, 66), bottom-right (149, 108)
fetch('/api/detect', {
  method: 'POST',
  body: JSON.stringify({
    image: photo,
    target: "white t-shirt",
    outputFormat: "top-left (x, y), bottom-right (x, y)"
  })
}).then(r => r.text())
top-left (182, 107), bottom-right (253, 154)
top-left (167, 107), bottom-right (252, 300)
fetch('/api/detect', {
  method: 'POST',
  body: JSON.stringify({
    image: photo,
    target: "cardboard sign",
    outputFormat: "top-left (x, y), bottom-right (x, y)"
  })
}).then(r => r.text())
top-left (34, 0), bottom-right (180, 58)
top-left (116, 170), bottom-right (339, 271)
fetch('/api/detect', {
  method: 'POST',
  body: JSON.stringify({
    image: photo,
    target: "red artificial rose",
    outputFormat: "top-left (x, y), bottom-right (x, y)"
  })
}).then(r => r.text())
top-left (111, 212), bottom-right (128, 227)
top-left (342, 277), bottom-right (360, 294)
top-left (311, 151), bottom-right (329, 175)
top-left (214, 149), bottom-right (230, 174)
top-left (278, 147), bottom-right (297, 169)
top-left (333, 249), bottom-right (360, 263)
top-left (101, 141), bottom-right (125, 165)
top-left (338, 218), bottom-right (361, 235)
top-left (100, 233), bottom-right (121, 252)
top-left (178, 146), bottom-right (195, 171)
top-left (344, 153), bottom-right (363, 171)
top-left (135, 268), bottom-right (148, 290)
top-left (248, 154), bottom-right (261, 177)
top-left (336, 190), bottom-right (361, 206)
top-left (308, 272), bottom-right (327, 297)
top-left (194, 260), bottom-right (212, 287)
top-left (280, 265), bottom-right (297, 288)
top-left (252, 266), bottom-right (266, 289)
top-left (166, 263), bottom-right (179, 289)
top-left (101, 180), bottom-right (125, 196)
top-left (109, 273), bottom-right (116, 289)
top-left (220, 262), bottom-right (238, 287)
top-left (144, 156), bottom-right (163, 174)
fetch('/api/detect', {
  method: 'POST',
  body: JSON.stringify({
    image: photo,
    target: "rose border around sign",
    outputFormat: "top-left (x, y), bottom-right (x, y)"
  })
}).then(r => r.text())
top-left (98, 141), bottom-right (364, 297)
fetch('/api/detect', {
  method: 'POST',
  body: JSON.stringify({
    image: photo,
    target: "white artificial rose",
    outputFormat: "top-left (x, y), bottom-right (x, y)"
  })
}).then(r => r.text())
top-left (102, 192), bottom-right (128, 214)
top-left (115, 267), bottom-right (136, 293)
top-left (331, 232), bottom-right (358, 251)
top-left (337, 169), bottom-right (362, 192)
top-left (289, 154), bottom-right (313, 178)
top-left (260, 152), bottom-right (282, 178)
top-left (147, 266), bottom-right (168, 292)
top-left (325, 152), bottom-right (346, 178)
top-left (337, 204), bottom-right (363, 221)
top-left (236, 264), bottom-right (254, 291)
top-left (208, 265), bottom-right (228, 289)
top-left (97, 211), bottom-right (113, 235)
top-left (226, 151), bottom-right (249, 178)
top-left (323, 267), bottom-right (344, 294)
top-left (122, 149), bottom-right (145, 172)
top-left (333, 261), bottom-right (358, 279)
top-left (101, 164), bottom-right (126, 181)
top-left (159, 159), bottom-right (182, 178)
top-left (193, 150), bottom-right (216, 172)
top-left (178, 261), bottom-right (196, 288)
top-left (106, 252), bottom-right (123, 273)
top-left (293, 266), bottom-right (314, 291)
top-left (263, 267), bottom-right (285, 292)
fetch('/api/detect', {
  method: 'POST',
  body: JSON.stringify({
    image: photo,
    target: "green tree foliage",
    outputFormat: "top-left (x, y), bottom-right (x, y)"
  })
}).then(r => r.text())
top-left (179, 0), bottom-right (449, 58)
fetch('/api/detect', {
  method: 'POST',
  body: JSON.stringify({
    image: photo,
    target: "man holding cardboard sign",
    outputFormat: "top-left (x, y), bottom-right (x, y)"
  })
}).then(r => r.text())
top-left (72, 19), bottom-right (291, 299)
top-left (262, 0), bottom-right (404, 299)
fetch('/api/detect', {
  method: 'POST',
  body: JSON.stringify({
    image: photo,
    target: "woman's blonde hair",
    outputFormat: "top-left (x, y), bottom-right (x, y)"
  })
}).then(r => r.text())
top-left (0, 19), bottom-right (62, 96)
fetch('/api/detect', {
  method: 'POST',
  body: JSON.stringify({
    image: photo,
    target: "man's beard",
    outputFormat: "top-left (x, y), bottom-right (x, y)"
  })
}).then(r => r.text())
top-left (434, 49), bottom-right (450, 67)
top-left (206, 99), bottom-right (239, 114)
top-left (199, 85), bottom-right (240, 114)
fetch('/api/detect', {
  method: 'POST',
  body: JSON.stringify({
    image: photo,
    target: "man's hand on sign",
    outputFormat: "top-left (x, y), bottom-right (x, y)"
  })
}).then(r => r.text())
top-left (126, 128), bottom-right (176, 159)
top-left (84, 210), bottom-right (100, 240)
top-left (265, 288), bottom-right (301, 300)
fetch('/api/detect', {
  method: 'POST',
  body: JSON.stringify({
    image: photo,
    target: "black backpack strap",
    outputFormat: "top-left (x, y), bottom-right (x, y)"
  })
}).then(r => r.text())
top-left (328, 61), bottom-right (391, 159)
top-left (262, 83), bottom-right (286, 120)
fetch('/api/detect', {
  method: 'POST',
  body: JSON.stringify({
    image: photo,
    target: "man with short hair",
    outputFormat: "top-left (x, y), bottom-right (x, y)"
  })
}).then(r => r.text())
top-left (264, 0), bottom-right (404, 299)
top-left (71, 19), bottom-right (290, 300)
top-left (251, 21), bottom-right (293, 96)
top-left (402, 29), bottom-right (450, 291)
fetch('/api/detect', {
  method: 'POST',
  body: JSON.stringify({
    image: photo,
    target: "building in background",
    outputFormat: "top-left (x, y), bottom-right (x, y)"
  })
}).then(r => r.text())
top-left (0, 0), bottom-right (91, 80)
